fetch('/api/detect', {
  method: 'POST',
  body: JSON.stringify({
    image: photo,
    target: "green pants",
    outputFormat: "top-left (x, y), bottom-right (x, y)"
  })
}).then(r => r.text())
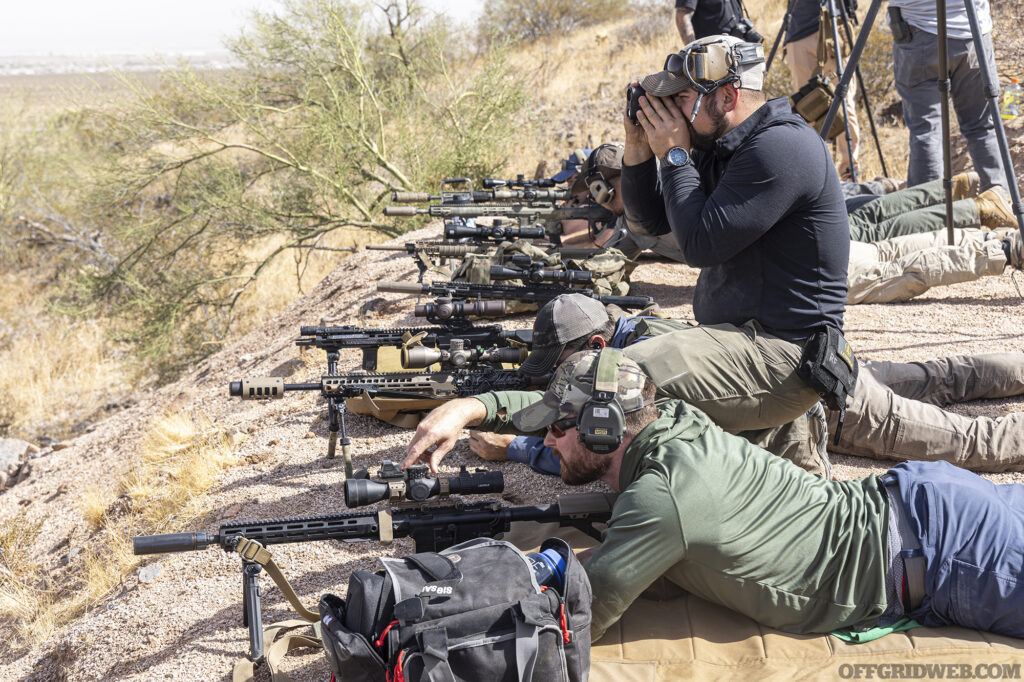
top-left (847, 228), bottom-right (1006, 304)
top-left (828, 353), bottom-right (1024, 472)
top-left (848, 178), bottom-right (979, 243)
top-left (626, 320), bottom-right (826, 474)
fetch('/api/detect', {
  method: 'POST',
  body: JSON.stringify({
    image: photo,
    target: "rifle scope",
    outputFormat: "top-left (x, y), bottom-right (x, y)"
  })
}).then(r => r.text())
top-left (489, 265), bottom-right (593, 285)
top-left (444, 225), bottom-right (546, 241)
top-left (482, 175), bottom-right (556, 189)
top-left (402, 339), bottom-right (527, 370)
top-left (344, 462), bottom-right (504, 508)
top-left (413, 299), bottom-right (505, 320)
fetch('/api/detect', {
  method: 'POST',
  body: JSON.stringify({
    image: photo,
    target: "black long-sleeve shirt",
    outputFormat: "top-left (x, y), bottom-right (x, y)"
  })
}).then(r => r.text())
top-left (621, 98), bottom-right (849, 341)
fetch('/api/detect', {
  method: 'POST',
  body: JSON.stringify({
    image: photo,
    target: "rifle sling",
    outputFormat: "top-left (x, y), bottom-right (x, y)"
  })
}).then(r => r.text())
top-left (235, 538), bottom-right (319, 622)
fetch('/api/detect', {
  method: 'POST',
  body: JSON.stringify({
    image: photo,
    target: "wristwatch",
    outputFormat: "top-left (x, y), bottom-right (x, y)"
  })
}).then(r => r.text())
top-left (663, 146), bottom-right (691, 167)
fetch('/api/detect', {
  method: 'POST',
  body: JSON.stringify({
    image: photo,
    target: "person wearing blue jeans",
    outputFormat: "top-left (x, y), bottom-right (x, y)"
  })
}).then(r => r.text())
top-left (889, 0), bottom-right (1006, 192)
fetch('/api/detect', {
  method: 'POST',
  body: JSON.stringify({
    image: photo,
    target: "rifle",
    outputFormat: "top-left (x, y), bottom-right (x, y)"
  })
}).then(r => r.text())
top-left (296, 323), bottom-right (533, 371)
top-left (489, 260), bottom-right (593, 286)
top-left (132, 474), bottom-right (616, 667)
top-left (229, 367), bottom-right (540, 473)
top-left (481, 174), bottom-right (557, 189)
top-left (383, 203), bottom-right (615, 236)
top-left (391, 188), bottom-right (571, 203)
top-left (365, 241), bottom-right (603, 280)
top-left (378, 280), bottom-right (653, 310)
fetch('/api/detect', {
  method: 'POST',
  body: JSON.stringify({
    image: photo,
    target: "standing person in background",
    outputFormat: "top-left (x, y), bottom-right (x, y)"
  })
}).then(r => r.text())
top-left (675, 0), bottom-right (763, 44)
top-left (888, 0), bottom-right (1007, 193)
top-left (783, 0), bottom-right (862, 179)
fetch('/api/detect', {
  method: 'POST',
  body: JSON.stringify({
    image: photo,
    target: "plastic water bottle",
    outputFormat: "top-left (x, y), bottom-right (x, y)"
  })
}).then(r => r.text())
top-left (1001, 78), bottom-right (1021, 121)
top-left (527, 548), bottom-right (566, 592)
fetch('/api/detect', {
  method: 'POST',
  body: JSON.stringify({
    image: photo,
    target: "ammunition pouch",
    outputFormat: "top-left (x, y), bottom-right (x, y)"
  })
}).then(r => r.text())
top-left (796, 326), bottom-right (858, 444)
top-left (790, 76), bottom-right (846, 140)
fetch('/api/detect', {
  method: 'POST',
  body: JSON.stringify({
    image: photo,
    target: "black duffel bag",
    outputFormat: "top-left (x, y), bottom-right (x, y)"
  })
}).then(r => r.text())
top-left (319, 536), bottom-right (592, 682)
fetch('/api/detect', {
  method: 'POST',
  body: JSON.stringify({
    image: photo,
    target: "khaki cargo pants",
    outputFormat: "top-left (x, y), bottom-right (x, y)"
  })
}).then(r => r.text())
top-left (848, 227), bottom-right (1006, 304)
top-left (626, 320), bottom-right (827, 475)
top-left (828, 353), bottom-right (1024, 472)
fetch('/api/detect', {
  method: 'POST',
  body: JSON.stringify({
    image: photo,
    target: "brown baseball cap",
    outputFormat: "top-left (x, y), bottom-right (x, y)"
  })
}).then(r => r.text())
top-left (570, 144), bottom-right (624, 194)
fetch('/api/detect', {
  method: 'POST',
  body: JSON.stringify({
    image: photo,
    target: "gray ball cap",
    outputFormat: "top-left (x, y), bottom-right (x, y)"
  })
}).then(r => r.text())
top-left (517, 294), bottom-right (610, 377)
top-left (513, 349), bottom-right (650, 432)
top-left (570, 144), bottom-right (624, 194)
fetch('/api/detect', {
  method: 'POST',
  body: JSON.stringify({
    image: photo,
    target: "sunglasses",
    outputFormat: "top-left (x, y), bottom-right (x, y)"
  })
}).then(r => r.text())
top-left (547, 416), bottom-right (577, 437)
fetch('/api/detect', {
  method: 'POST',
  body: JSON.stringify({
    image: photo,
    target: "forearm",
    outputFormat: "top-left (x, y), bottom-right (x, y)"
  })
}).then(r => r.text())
top-left (621, 156), bottom-right (671, 237)
top-left (676, 9), bottom-right (696, 43)
top-left (474, 390), bottom-right (546, 435)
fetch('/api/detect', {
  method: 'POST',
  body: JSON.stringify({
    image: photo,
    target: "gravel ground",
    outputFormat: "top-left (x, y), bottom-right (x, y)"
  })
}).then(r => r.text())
top-left (2, 215), bottom-right (1024, 680)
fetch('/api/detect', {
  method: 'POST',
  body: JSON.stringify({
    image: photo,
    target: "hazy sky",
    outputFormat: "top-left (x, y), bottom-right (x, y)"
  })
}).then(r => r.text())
top-left (0, 0), bottom-right (485, 57)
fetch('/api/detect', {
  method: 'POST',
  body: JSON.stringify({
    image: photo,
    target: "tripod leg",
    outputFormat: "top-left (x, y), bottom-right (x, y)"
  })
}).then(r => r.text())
top-left (936, 0), bottom-right (955, 245)
top-left (961, 0), bottom-right (1024, 235)
top-left (819, 0), bottom-right (884, 160)
top-left (825, 0), bottom-right (858, 181)
top-left (766, 0), bottom-right (799, 74)
top-left (836, 2), bottom-right (890, 177)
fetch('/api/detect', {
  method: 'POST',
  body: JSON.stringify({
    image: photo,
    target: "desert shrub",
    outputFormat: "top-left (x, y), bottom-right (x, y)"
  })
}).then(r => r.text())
top-left (616, 0), bottom-right (674, 46)
top-left (477, 0), bottom-right (629, 47)
top-left (70, 0), bottom-right (529, 378)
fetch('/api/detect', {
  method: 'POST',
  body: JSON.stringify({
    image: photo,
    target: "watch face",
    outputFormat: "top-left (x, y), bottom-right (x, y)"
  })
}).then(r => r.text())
top-left (667, 147), bottom-right (688, 166)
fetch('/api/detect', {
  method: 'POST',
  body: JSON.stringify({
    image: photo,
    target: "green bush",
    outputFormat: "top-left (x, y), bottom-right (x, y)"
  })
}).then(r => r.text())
top-left (72, 0), bottom-right (529, 377)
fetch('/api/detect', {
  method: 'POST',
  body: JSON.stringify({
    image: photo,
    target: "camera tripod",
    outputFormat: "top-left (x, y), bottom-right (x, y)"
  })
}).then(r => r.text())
top-left (766, 0), bottom-right (888, 182)
top-left (817, 0), bottom-right (1024, 243)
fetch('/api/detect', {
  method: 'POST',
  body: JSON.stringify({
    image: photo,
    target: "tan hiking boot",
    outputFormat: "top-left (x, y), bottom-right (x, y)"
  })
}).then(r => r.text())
top-left (951, 171), bottom-right (981, 200)
top-left (976, 187), bottom-right (1015, 228)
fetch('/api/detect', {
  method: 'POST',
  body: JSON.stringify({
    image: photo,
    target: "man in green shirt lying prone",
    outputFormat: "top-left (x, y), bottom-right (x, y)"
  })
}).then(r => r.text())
top-left (404, 348), bottom-right (1024, 642)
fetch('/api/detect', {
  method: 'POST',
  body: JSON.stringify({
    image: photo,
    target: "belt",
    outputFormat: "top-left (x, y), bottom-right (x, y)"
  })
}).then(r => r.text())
top-left (881, 475), bottom-right (927, 612)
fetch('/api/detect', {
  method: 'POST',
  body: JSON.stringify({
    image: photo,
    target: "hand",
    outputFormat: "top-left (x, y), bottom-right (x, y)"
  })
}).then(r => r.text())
top-left (403, 398), bottom-right (487, 472)
top-left (636, 94), bottom-right (691, 160)
top-left (623, 81), bottom-right (654, 166)
top-left (468, 431), bottom-right (515, 461)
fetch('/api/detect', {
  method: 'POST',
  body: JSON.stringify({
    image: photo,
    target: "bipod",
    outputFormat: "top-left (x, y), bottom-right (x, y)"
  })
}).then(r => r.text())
top-left (241, 560), bottom-right (266, 664)
top-left (835, 0), bottom-right (889, 177)
top-left (324, 350), bottom-right (354, 477)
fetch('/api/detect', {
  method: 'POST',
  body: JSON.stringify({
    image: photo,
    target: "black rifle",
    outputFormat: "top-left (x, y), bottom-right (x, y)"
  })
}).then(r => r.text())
top-left (392, 188), bottom-right (571, 203)
top-left (132, 489), bottom-right (615, 666)
top-left (378, 280), bottom-right (652, 310)
top-left (296, 323), bottom-right (533, 371)
top-left (229, 367), bottom-right (540, 473)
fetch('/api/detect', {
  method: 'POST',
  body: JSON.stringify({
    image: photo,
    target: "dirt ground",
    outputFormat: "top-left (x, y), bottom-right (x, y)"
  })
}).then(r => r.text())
top-left (2, 211), bottom-right (1024, 679)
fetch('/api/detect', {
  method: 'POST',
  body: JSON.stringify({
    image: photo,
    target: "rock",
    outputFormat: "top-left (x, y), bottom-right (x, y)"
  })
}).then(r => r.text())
top-left (304, 431), bottom-right (316, 439)
top-left (51, 442), bottom-right (71, 451)
top-left (138, 564), bottom-right (162, 584)
top-left (237, 354), bottom-right (253, 365)
top-left (0, 438), bottom-right (31, 471)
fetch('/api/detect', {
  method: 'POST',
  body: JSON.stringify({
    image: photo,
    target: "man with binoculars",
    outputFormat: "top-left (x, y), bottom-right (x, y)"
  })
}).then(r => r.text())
top-left (621, 34), bottom-right (851, 424)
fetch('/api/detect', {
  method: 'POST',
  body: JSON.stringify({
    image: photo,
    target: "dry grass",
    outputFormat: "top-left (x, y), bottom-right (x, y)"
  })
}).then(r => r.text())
top-left (0, 273), bottom-right (130, 441)
top-left (0, 412), bottom-right (238, 651)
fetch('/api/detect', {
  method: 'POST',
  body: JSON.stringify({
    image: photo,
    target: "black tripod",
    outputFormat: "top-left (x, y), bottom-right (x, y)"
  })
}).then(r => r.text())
top-left (819, 0), bottom-right (1024, 244)
top-left (766, 0), bottom-right (889, 180)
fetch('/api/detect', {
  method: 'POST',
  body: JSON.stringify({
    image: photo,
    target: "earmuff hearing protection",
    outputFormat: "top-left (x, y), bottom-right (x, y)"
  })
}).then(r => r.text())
top-left (587, 172), bottom-right (615, 205)
top-left (576, 348), bottom-right (626, 454)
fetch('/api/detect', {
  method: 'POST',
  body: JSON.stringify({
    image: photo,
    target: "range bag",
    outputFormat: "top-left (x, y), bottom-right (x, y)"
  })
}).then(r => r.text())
top-left (319, 536), bottom-right (593, 682)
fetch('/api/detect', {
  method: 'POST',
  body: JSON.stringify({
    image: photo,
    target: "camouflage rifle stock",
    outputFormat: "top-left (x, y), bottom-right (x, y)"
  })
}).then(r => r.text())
top-left (378, 280), bottom-right (653, 310)
top-left (296, 323), bottom-right (533, 371)
top-left (229, 366), bottom-right (540, 473)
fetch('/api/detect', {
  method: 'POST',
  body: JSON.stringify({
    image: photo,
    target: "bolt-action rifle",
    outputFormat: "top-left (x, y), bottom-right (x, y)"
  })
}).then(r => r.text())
top-left (383, 203), bottom-right (615, 236)
top-left (296, 323), bottom-right (533, 371)
top-left (365, 241), bottom-right (604, 281)
top-left (391, 188), bottom-right (571, 203)
top-left (132, 464), bottom-right (615, 668)
top-left (378, 280), bottom-right (652, 310)
top-left (229, 366), bottom-right (540, 474)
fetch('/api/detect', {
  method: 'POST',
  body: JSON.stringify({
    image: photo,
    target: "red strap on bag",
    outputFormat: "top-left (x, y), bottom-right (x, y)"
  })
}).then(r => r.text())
top-left (375, 620), bottom-right (400, 648)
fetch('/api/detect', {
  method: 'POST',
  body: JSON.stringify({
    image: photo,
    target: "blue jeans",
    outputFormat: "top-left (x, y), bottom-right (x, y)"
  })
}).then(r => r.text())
top-left (886, 461), bottom-right (1024, 636)
top-left (893, 29), bottom-right (1005, 191)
